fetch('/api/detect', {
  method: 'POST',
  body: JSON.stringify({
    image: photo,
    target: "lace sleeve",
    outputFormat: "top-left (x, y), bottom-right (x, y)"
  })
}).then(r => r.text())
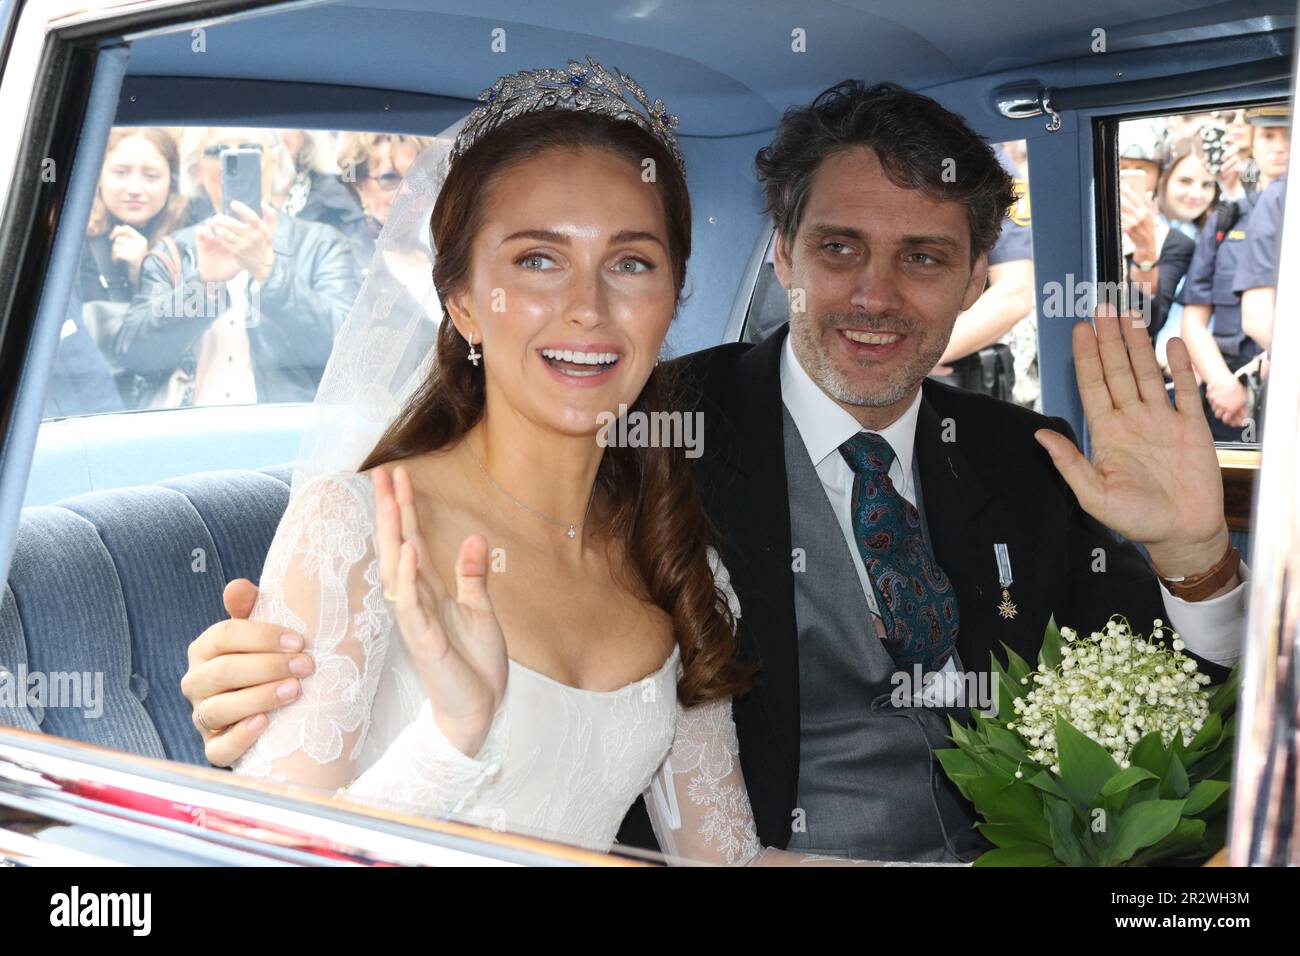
top-left (231, 471), bottom-right (505, 817)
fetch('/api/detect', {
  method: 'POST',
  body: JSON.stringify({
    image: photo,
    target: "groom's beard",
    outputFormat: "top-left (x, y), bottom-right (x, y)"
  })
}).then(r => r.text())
top-left (790, 310), bottom-right (949, 408)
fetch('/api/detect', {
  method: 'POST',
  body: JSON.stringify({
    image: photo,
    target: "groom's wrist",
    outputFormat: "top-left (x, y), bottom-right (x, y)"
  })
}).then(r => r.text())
top-left (1149, 528), bottom-right (1240, 602)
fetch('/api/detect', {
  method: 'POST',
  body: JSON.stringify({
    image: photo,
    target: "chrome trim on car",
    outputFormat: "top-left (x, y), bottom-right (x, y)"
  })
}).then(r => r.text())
top-left (0, 728), bottom-right (644, 865)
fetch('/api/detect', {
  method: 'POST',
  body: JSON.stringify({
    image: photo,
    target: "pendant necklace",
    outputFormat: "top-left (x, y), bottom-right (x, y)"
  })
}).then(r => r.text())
top-left (464, 440), bottom-right (594, 540)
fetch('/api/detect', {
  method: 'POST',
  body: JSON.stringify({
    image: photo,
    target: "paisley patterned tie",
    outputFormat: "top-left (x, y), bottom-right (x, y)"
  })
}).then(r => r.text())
top-left (839, 432), bottom-right (959, 673)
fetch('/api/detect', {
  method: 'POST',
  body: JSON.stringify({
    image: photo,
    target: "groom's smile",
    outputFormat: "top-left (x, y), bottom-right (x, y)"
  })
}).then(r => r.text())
top-left (774, 146), bottom-right (988, 429)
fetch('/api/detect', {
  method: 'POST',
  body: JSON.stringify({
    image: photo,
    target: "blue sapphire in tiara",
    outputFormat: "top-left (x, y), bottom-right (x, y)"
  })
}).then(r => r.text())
top-left (450, 56), bottom-right (684, 174)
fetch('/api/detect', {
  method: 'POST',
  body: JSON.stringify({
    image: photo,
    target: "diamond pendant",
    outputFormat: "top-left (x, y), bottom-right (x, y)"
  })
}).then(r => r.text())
top-left (997, 587), bottom-right (1018, 620)
top-left (566, 525), bottom-right (577, 539)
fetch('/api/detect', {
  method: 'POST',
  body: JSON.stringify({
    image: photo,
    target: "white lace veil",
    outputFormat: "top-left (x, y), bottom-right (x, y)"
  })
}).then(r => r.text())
top-left (288, 117), bottom-right (467, 506)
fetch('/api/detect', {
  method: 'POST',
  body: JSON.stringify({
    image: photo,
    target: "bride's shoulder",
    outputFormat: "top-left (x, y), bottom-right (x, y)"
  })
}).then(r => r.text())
top-left (284, 468), bottom-right (379, 522)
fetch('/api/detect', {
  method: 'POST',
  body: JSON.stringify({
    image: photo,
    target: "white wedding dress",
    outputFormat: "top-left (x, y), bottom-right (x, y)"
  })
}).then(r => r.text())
top-left (233, 469), bottom-right (770, 865)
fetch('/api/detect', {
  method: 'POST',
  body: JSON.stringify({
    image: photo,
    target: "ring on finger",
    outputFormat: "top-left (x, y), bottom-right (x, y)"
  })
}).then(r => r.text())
top-left (195, 701), bottom-right (224, 736)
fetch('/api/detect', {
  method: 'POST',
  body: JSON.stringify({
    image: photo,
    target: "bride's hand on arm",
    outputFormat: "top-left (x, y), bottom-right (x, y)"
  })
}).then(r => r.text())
top-left (375, 464), bottom-right (508, 759)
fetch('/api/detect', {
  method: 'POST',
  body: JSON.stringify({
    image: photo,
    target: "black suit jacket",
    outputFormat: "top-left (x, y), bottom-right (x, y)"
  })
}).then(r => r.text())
top-left (1146, 227), bottom-right (1198, 343)
top-left (616, 325), bottom-right (1228, 853)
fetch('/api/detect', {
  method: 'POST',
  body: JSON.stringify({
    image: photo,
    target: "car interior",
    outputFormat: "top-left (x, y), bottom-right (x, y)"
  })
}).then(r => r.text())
top-left (0, 0), bottom-right (1296, 865)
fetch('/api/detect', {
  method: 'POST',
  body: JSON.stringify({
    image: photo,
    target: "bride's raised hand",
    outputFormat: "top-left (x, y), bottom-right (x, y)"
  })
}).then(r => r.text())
top-left (373, 464), bottom-right (508, 758)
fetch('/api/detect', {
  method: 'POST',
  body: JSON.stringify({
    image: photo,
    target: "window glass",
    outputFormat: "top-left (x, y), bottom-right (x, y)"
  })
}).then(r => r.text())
top-left (47, 125), bottom-right (435, 420)
top-left (1115, 105), bottom-right (1288, 446)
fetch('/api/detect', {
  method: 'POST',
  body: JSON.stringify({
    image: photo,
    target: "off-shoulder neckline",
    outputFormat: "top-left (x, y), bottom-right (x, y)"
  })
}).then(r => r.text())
top-left (508, 643), bottom-right (680, 697)
top-left (351, 468), bottom-right (682, 697)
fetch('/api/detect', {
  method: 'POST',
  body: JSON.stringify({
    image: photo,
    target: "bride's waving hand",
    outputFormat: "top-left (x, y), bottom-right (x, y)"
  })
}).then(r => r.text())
top-left (232, 464), bottom-right (511, 818)
top-left (377, 464), bottom-right (507, 760)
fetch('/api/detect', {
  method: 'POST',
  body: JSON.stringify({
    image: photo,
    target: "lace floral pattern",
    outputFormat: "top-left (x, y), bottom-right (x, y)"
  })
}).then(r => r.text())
top-left (233, 477), bottom-right (767, 863)
top-left (235, 472), bottom-right (391, 781)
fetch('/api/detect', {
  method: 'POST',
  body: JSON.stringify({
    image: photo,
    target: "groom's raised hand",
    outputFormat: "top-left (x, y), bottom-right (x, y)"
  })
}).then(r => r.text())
top-left (181, 578), bottom-right (314, 767)
top-left (1032, 304), bottom-right (1239, 591)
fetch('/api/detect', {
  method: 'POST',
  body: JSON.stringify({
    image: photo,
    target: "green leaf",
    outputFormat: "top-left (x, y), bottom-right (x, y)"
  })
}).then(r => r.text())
top-left (934, 746), bottom-right (980, 780)
top-left (1097, 767), bottom-right (1155, 815)
top-left (1159, 750), bottom-right (1190, 800)
top-left (1193, 744), bottom-right (1235, 781)
top-left (977, 822), bottom-right (1049, 849)
top-left (1040, 614), bottom-right (1064, 670)
top-left (1189, 713), bottom-right (1222, 752)
top-left (1208, 669), bottom-right (1239, 714)
top-left (1105, 800), bottom-right (1186, 864)
top-left (983, 722), bottom-right (1030, 762)
top-left (982, 781), bottom-right (1052, 844)
top-left (1055, 716), bottom-right (1120, 810)
top-left (1099, 765), bottom-right (1160, 798)
top-left (999, 641), bottom-right (1034, 685)
top-left (1128, 730), bottom-right (1172, 777)
top-left (973, 845), bottom-right (1062, 866)
top-left (947, 715), bottom-right (974, 749)
top-left (985, 654), bottom-right (1020, 724)
top-left (1024, 768), bottom-right (1072, 803)
top-left (1130, 818), bottom-right (1208, 866)
top-left (1183, 779), bottom-right (1231, 817)
top-left (1045, 796), bottom-right (1089, 866)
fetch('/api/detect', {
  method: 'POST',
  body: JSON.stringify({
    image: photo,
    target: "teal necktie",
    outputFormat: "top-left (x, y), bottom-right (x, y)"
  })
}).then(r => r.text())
top-left (839, 432), bottom-right (959, 673)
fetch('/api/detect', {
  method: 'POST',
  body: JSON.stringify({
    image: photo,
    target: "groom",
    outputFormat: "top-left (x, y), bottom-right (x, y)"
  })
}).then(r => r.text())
top-left (181, 81), bottom-right (1246, 861)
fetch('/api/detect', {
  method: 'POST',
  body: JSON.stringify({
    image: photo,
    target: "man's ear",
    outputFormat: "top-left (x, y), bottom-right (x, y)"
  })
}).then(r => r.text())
top-left (960, 252), bottom-right (989, 312)
top-left (772, 229), bottom-right (793, 290)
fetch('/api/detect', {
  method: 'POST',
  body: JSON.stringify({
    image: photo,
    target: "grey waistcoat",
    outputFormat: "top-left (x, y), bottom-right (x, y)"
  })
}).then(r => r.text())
top-left (780, 407), bottom-right (983, 862)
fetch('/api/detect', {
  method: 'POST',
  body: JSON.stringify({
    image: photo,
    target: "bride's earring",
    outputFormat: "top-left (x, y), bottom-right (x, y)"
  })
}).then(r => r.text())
top-left (467, 332), bottom-right (481, 367)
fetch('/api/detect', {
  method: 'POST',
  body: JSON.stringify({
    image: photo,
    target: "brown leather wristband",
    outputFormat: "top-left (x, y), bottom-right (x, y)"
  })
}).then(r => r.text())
top-left (1156, 543), bottom-right (1240, 602)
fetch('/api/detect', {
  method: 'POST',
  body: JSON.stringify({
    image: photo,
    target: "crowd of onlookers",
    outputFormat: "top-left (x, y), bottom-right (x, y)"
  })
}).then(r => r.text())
top-left (47, 109), bottom-right (1289, 440)
top-left (46, 126), bottom-right (432, 417)
top-left (1118, 105), bottom-right (1287, 441)
top-left (928, 104), bottom-right (1287, 440)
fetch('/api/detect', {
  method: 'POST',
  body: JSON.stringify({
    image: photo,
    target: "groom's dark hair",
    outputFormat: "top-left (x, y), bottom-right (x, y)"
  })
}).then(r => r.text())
top-left (755, 80), bottom-right (1017, 264)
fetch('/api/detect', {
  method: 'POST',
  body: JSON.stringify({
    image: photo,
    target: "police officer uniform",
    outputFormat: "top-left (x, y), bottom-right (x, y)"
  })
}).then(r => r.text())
top-left (1177, 105), bottom-right (1287, 439)
top-left (1234, 174), bottom-right (1286, 299)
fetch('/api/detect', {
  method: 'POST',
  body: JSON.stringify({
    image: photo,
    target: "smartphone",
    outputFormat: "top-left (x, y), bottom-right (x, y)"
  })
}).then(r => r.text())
top-left (1118, 167), bottom-right (1147, 190)
top-left (220, 145), bottom-right (262, 219)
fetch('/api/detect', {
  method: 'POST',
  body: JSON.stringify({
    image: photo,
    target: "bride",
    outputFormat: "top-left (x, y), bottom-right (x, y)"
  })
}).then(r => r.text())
top-left (227, 58), bottom-right (866, 865)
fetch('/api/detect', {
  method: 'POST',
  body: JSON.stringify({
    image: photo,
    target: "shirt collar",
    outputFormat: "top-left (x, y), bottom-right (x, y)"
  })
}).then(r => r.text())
top-left (779, 332), bottom-right (923, 488)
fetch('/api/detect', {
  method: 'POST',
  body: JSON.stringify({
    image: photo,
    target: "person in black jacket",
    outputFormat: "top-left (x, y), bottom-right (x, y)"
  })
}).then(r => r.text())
top-left (72, 127), bottom-right (190, 410)
top-left (112, 127), bottom-right (361, 407)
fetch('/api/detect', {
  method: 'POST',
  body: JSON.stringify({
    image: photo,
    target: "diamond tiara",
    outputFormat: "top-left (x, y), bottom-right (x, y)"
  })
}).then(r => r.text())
top-left (450, 56), bottom-right (685, 174)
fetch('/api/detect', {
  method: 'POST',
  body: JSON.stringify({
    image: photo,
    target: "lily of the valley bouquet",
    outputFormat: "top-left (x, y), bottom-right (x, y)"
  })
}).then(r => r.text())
top-left (937, 614), bottom-right (1237, 866)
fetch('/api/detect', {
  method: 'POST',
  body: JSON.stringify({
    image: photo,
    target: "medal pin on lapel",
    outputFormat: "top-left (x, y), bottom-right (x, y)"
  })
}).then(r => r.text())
top-left (994, 543), bottom-right (1018, 620)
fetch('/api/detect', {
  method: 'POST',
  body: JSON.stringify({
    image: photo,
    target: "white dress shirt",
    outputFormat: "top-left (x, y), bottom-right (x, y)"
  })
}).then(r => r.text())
top-left (193, 272), bottom-right (259, 406)
top-left (778, 334), bottom-right (1247, 672)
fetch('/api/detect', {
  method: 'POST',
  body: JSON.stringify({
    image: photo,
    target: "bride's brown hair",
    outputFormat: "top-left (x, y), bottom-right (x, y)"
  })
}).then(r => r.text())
top-left (359, 109), bottom-right (754, 706)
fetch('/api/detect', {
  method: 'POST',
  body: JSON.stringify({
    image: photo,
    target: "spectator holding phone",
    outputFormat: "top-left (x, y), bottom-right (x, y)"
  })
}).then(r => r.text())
top-left (112, 127), bottom-right (361, 407)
